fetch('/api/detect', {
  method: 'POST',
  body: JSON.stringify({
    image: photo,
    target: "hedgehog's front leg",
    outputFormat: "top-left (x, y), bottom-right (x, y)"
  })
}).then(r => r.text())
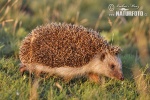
top-left (88, 73), bottom-right (100, 83)
top-left (63, 76), bottom-right (73, 83)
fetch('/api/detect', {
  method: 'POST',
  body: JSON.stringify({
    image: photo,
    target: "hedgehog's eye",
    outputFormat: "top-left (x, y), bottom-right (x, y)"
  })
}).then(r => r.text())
top-left (110, 64), bottom-right (115, 70)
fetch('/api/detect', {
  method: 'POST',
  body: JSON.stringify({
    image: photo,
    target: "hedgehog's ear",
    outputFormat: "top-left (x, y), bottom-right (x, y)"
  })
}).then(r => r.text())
top-left (100, 53), bottom-right (105, 61)
top-left (115, 52), bottom-right (118, 55)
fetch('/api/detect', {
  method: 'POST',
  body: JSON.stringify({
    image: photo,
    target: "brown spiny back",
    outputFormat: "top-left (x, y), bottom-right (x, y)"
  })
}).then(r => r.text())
top-left (19, 23), bottom-right (121, 67)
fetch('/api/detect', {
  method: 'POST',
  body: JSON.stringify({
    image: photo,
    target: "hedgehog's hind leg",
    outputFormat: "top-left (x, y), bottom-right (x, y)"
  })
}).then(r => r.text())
top-left (19, 63), bottom-right (28, 76)
top-left (19, 63), bottom-right (42, 77)
top-left (19, 63), bottom-right (35, 76)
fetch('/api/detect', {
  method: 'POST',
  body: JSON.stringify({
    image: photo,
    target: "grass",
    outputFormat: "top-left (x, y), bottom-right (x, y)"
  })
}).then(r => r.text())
top-left (0, 0), bottom-right (150, 100)
top-left (0, 57), bottom-right (149, 99)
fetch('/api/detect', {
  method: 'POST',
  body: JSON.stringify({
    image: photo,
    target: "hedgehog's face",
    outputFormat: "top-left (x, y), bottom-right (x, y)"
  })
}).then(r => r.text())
top-left (98, 52), bottom-right (124, 81)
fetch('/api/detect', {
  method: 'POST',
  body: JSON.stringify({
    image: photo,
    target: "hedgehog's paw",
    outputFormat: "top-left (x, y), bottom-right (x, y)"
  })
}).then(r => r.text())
top-left (99, 76), bottom-right (106, 85)
top-left (88, 73), bottom-right (100, 84)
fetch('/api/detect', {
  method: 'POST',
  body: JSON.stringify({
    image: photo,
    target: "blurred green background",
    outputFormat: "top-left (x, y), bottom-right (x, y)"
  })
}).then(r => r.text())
top-left (0, 0), bottom-right (149, 99)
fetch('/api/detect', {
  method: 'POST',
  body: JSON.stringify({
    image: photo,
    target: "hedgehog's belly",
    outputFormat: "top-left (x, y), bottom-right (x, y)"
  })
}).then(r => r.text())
top-left (26, 63), bottom-right (89, 78)
top-left (21, 55), bottom-right (101, 79)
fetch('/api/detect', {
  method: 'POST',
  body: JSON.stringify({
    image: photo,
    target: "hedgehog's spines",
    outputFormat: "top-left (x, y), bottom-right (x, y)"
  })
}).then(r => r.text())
top-left (19, 23), bottom-right (121, 67)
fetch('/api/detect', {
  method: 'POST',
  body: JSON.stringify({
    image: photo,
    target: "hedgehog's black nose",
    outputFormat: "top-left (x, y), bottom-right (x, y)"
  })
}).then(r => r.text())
top-left (120, 76), bottom-right (124, 81)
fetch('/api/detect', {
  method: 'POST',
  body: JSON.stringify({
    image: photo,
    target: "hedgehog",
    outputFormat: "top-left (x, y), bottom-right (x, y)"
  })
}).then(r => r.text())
top-left (19, 23), bottom-right (124, 83)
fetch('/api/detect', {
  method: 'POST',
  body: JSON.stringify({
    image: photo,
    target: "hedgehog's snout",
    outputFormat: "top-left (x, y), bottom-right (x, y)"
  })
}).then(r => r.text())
top-left (119, 75), bottom-right (124, 81)
top-left (115, 70), bottom-right (124, 81)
